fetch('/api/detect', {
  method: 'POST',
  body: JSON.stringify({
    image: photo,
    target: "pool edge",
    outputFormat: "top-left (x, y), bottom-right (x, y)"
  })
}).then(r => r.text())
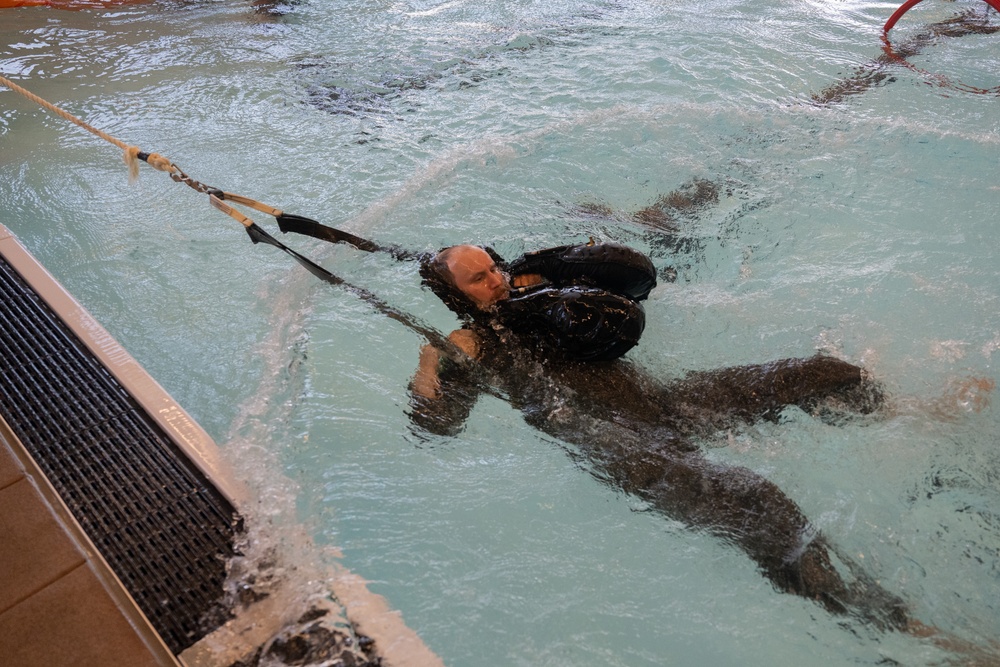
top-left (0, 221), bottom-right (446, 667)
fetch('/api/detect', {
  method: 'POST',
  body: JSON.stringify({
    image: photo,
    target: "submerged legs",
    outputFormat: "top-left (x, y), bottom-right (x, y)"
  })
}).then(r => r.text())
top-left (661, 355), bottom-right (884, 433)
top-left (576, 355), bottom-right (907, 627)
top-left (591, 443), bottom-right (908, 629)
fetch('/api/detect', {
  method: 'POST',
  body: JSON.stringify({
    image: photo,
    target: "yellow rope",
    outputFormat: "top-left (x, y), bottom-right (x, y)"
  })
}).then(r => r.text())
top-left (0, 75), bottom-right (287, 231)
top-left (0, 74), bottom-right (178, 183)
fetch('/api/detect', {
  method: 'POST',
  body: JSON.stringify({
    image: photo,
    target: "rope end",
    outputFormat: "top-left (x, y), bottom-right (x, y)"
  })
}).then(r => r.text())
top-left (123, 145), bottom-right (141, 184)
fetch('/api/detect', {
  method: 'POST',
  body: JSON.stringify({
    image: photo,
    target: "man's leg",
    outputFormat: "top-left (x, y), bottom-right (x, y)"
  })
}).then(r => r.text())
top-left (661, 356), bottom-right (883, 432)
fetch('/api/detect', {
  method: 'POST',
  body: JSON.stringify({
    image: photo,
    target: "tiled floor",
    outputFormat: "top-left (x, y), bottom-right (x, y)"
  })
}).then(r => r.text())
top-left (0, 425), bottom-right (179, 667)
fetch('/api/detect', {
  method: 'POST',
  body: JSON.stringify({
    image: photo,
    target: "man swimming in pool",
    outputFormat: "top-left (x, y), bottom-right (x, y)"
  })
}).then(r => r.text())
top-left (409, 242), bottom-right (913, 631)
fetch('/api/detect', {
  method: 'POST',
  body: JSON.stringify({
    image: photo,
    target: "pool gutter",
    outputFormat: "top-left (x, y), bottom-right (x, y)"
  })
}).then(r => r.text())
top-left (0, 222), bottom-right (248, 509)
top-left (0, 221), bottom-right (444, 667)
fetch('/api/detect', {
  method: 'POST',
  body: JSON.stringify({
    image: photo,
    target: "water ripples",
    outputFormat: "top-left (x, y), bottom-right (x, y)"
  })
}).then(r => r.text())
top-left (3, 0), bottom-right (1000, 663)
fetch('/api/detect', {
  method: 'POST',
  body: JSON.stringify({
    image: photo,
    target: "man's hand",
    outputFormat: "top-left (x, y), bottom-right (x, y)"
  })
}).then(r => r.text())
top-left (412, 345), bottom-right (443, 398)
top-left (412, 329), bottom-right (481, 399)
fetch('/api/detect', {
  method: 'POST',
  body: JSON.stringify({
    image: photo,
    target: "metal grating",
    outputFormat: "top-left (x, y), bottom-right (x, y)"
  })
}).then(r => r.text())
top-left (0, 254), bottom-right (238, 655)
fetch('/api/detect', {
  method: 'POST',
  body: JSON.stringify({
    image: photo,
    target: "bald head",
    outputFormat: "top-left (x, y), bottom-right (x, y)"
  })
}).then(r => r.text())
top-left (433, 245), bottom-right (510, 309)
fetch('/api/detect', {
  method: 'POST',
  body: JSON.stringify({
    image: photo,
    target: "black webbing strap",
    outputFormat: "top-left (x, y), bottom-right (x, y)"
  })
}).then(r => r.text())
top-left (243, 223), bottom-right (509, 399)
top-left (200, 190), bottom-right (416, 261)
top-left (244, 222), bottom-right (345, 286)
top-left (275, 213), bottom-right (421, 262)
top-left (244, 222), bottom-right (441, 341)
top-left (208, 192), bottom-right (478, 372)
top-left (275, 213), bottom-right (381, 253)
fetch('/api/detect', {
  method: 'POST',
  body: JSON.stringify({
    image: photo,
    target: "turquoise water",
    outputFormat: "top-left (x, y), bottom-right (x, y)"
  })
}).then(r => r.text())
top-left (2, 1), bottom-right (999, 664)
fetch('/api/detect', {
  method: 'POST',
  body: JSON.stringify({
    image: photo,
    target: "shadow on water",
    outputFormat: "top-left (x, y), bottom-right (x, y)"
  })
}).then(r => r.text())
top-left (561, 171), bottom-right (776, 288)
top-left (285, 3), bottom-right (1000, 124)
top-left (810, 8), bottom-right (1000, 106)
top-left (296, 4), bottom-right (632, 122)
top-left (251, 0), bottom-right (302, 19)
top-left (568, 177), bottom-right (722, 284)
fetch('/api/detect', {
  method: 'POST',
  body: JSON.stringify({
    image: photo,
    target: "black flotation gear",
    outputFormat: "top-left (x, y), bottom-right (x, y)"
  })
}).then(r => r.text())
top-left (499, 285), bottom-right (646, 361)
top-left (421, 240), bottom-right (656, 362)
top-left (498, 240), bottom-right (655, 361)
top-left (505, 241), bottom-right (657, 301)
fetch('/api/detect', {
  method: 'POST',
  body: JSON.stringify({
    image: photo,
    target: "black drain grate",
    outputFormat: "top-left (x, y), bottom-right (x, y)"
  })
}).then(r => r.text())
top-left (0, 254), bottom-right (238, 655)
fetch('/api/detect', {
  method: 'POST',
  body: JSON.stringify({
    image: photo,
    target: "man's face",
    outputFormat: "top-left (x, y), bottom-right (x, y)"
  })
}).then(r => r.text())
top-left (445, 245), bottom-right (510, 309)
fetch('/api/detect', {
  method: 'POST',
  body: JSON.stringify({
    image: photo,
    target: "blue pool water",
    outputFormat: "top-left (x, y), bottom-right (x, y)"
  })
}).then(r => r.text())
top-left (2, 1), bottom-right (999, 664)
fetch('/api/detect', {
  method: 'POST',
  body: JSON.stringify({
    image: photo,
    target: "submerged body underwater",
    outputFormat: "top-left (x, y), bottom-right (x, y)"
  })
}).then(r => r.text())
top-left (2, 0), bottom-right (1000, 665)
